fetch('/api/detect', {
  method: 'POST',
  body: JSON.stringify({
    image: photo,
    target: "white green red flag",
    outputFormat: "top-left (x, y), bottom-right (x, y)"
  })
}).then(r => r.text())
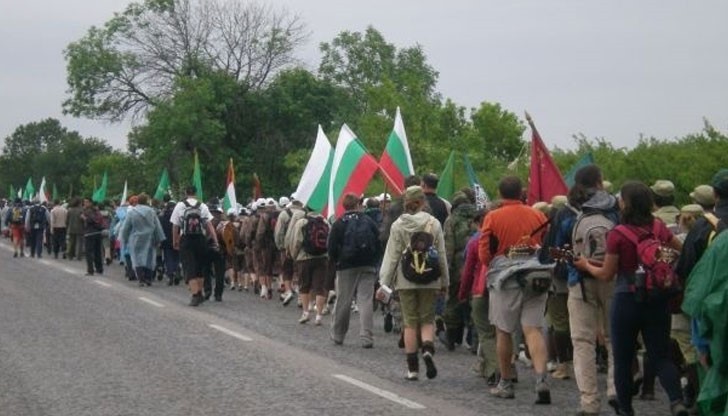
top-left (328, 124), bottom-right (379, 219)
top-left (292, 125), bottom-right (333, 214)
top-left (38, 176), bottom-right (48, 203)
top-left (222, 158), bottom-right (237, 214)
top-left (379, 107), bottom-right (415, 195)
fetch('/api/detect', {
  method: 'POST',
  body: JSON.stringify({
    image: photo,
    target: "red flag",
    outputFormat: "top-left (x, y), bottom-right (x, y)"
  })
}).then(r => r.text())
top-left (252, 173), bottom-right (262, 200)
top-left (526, 112), bottom-right (568, 205)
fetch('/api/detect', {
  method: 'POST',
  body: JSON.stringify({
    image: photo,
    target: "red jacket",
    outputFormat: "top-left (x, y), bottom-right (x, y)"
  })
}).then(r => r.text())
top-left (459, 233), bottom-right (487, 301)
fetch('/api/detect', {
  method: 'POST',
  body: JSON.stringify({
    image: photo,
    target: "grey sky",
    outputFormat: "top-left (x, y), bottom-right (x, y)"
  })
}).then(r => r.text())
top-left (1, 0), bottom-right (727, 152)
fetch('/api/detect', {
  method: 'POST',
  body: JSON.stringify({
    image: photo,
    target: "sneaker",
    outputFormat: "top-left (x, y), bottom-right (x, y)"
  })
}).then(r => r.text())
top-left (422, 351), bottom-right (437, 379)
top-left (535, 378), bottom-right (552, 405)
top-left (670, 402), bottom-right (689, 416)
top-left (314, 315), bottom-right (323, 326)
top-left (518, 350), bottom-right (533, 368)
top-left (490, 379), bottom-right (515, 399)
top-left (260, 285), bottom-right (268, 299)
top-left (298, 313), bottom-right (310, 324)
top-left (282, 291), bottom-right (294, 306)
top-left (405, 371), bottom-right (419, 381)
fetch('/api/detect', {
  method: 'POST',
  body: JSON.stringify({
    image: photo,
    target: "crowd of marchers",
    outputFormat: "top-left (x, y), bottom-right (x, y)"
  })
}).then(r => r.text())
top-left (2, 168), bottom-right (727, 416)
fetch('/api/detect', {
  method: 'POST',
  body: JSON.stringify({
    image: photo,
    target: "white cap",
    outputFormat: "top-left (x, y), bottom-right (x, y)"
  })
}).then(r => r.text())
top-left (362, 197), bottom-right (369, 207)
top-left (278, 196), bottom-right (290, 207)
top-left (377, 193), bottom-right (391, 202)
top-left (266, 197), bottom-right (277, 208)
top-left (255, 198), bottom-right (266, 208)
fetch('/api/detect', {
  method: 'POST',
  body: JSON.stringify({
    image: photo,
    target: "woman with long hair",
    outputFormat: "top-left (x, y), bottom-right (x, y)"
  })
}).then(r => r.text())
top-left (574, 181), bottom-right (688, 416)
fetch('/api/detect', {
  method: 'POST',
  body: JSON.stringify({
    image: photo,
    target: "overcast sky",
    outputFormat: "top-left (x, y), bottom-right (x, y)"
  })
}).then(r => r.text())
top-left (1, 0), bottom-right (727, 152)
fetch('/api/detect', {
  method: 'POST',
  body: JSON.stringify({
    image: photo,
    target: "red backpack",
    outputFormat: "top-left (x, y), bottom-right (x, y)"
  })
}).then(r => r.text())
top-left (614, 222), bottom-right (680, 297)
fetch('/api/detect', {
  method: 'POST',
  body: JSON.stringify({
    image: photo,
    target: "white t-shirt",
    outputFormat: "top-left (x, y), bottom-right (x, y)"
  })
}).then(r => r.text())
top-left (170, 198), bottom-right (213, 233)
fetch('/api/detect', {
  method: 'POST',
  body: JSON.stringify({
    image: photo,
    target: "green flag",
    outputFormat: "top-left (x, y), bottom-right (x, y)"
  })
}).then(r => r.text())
top-left (52, 183), bottom-right (59, 201)
top-left (92, 171), bottom-right (108, 203)
top-left (23, 177), bottom-right (35, 200)
top-left (154, 168), bottom-right (171, 200)
top-left (192, 150), bottom-right (203, 201)
top-left (563, 152), bottom-right (594, 188)
top-left (436, 151), bottom-right (456, 200)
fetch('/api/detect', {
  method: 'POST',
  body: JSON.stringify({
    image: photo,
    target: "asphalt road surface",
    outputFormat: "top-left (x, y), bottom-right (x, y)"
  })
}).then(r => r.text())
top-left (0, 241), bottom-right (673, 416)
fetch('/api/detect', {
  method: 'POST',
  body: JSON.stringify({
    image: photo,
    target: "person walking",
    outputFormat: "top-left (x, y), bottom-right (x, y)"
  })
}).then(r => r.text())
top-left (82, 198), bottom-right (105, 276)
top-left (50, 199), bottom-right (68, 259)
top-left (574, 181), bottom-right (688, 416)
top-left (6, 198), bottom-right (27, 257)
top-left (25, 199), bottom-right (49, 258)
top-left (120, 193), bottom-right (165, 286)
top-left (378, 186), bottom-right (449, 381)
top-left (328, 193), bottom-right (382, 348)
top-left (66, 198), bottom-right (84, 261)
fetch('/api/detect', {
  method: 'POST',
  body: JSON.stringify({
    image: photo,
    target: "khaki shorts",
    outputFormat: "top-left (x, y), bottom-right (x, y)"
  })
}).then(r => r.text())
top-left (489, 288), bottom-right (547, 334)
top-left (399, 289), bottom-right (438, 328)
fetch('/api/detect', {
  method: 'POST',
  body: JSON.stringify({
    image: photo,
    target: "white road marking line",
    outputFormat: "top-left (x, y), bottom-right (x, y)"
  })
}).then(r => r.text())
top-left (39, 259), bottom-right (52, 266)
top-left (138, 297), bottom-right (165, 308)
top-left (208, 324), bottom-right (252, 341)
top-left (94, 280), bottom-right (112, 287)
top-left (62, 267), bottom-right (77, 274)
top-left (332, 374), bottom-right (426, 409)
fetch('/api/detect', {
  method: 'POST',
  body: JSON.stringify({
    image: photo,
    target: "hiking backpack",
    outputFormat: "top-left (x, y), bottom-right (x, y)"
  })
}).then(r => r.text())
top-left (571, 210), bottom-right (616, 267)
top-left (30, 206), bottom-right (46, 227)
top-left (301, 216), bottom-right (329, 256)
top-left (400, 218), bottom-right (441, 285)
top-left (340, 212), bottom-right (379, 264)
top-left (10, 206), bottom-right (24, 225)
top-left (615, 222), bottom-right (680, 298)
top-left (182, 200), bottom-right (205, 236)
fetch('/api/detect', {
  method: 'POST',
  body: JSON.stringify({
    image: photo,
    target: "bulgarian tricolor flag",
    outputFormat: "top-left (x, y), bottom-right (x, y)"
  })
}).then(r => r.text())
top-left (222, 158), bottom-right (237, 214)
top-left (328, 124), bottom-right (379, 219)
top-left (379, 107), bottom-right (415, 194)
top-left (291, 125), bottom-right (333, 214)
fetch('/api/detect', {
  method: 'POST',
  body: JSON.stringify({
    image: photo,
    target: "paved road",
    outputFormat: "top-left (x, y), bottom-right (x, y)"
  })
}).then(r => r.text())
top-left (0, 241), bottom-right (673, 416)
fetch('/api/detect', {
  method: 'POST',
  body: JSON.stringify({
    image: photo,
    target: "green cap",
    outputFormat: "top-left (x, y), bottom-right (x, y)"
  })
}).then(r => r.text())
top-left (404, 185), bottom-right (425, 203)
top-left (711, 169), bottom-right (728, 193)
top-left (650, 180), bottom-right (675, 197)
top-left (680, 204), bottom-right (704, 215)
top-left (550, 195), bottom-right (568, 211)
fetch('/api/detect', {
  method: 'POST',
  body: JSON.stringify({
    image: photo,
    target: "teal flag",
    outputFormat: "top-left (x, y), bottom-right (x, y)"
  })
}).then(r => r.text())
top-left (23, 177), bottom-right (35, 200)
top-left (563, 152), bottom-right (594, 188)
top-left (92, 171), bottom-right (108, 203)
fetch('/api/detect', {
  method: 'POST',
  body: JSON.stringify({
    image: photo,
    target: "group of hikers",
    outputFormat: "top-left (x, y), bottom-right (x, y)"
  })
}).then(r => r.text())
top-left (2, 166), bottom-right (726, 416)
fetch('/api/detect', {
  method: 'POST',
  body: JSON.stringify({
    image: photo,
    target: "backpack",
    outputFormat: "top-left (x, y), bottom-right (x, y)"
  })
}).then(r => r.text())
top-left (572, 210), bottom-right (616, 269)
top-left (30, 206), bottom-right (46, 227)
top-left (301, 216), bottom-right (329, 256)
top-left (256, 210), bottom-right (279, 249)
top-left (340, 213), bottom-right (379, 264)
top-left (400, 218), bottom-right (441, 285)
top-left (182, 200), bottom-right (205, 236)
top-left (10, 206), bottom-right (24, 225)
top-left (615, 222), bottom-right (681, 299)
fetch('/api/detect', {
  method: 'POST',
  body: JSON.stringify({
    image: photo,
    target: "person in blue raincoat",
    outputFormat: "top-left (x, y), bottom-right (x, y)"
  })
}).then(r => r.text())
top-left (120, 193), bottom-right (165, 286)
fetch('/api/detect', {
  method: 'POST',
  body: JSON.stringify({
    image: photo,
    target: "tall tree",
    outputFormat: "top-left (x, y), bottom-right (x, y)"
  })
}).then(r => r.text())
top-left (63, 0), bottom-right (306, 121)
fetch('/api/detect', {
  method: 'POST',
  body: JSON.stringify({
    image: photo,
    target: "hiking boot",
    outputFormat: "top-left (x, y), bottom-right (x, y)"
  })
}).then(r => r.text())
top-left (189, 293), bottom-right (203, 307)
top-left (298, 313), bottom-right (310, 324)
top-left (552, 362), bottom-right (572, 380)
top-left (490, 379), bottom-right (515, 399)
top-left (535, 378), bottom-right (552, 404)
top-left (423, 351), bottom-right (437, 379)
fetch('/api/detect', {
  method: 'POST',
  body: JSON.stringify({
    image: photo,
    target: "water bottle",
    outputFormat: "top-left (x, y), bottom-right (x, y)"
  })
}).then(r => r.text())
top-left (427, 246), bottom-right (439, 261)
top-left (634, 265), bottom-right (647, 303)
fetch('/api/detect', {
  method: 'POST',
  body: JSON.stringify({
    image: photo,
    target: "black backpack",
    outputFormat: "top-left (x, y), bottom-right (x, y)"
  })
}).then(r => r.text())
top-left (302, 216), bottom-right (329, 256)
top-left (30, 206), bottom-right (46, 227)
top-left (340, 212), bottom-right (379, 264)
top-left (400, 218), bottom-right (441, 284)
top-left (182, 200), bottom-right (204, 236)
